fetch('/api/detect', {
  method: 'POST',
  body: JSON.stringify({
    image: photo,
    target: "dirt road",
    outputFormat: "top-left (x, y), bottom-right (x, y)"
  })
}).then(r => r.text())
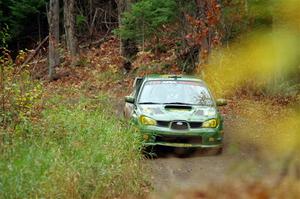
top-left (148, 151), bottom-right (237, 192)
top-left (146, 115), bottom-right (270, 194)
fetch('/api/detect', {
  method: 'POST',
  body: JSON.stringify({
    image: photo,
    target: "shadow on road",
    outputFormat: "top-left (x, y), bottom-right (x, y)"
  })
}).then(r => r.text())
top-left (144, 146), bottom-right (223, 159)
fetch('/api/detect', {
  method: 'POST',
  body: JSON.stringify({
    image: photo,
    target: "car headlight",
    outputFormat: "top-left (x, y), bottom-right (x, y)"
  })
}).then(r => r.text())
top-left (139, 115), bottom-right (157, 126)
top-left (202, 119), bottom-right (218, 128)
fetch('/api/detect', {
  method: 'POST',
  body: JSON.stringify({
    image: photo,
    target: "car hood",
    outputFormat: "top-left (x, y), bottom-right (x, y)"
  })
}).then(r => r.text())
top-left (137, 104), bottom-right (217, 121)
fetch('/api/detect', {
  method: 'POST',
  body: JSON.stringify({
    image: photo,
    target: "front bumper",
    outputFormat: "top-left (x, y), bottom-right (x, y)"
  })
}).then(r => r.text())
top-left (144, 142), bottom-right (222, 148)
top-left (139, 126), bottom-right (223, 148)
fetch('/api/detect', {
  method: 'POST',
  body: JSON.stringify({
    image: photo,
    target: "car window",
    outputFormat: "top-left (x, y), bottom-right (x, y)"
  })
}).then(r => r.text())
top-left (138, 80), bottom-right (213, 106)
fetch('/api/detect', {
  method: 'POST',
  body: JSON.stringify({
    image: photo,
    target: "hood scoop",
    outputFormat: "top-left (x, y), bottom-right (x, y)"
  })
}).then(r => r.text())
top-left (164, 105), bottom-right (192, 111)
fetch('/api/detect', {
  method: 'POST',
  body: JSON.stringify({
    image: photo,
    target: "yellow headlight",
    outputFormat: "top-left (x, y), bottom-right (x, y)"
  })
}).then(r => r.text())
top-left (202, 119), bottom-right (218, 128)
top-left (139, 115), bottom-right (157, 126)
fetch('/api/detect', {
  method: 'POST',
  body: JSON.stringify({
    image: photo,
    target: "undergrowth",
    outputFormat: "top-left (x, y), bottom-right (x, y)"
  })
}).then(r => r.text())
top-left (0, 94), bottom-right (146, 198)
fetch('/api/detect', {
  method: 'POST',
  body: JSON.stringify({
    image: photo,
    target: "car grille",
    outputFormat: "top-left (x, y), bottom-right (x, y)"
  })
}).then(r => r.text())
top-left (156, 121), bottom-right (203, 129)
top-left (156, 135), bottom-right (202, 144)
top-left (171, 121), bottom-right (189, 130)
top-left (157, 121), bottom-right (170, 127)
top-left (189, 122), bottom-right (203, 128)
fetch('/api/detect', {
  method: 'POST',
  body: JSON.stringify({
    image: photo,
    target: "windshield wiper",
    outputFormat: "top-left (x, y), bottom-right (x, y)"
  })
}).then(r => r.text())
top-left (164, 102), bottom-right (194, 105)
top-left (139, 102), bottom-right (160, 104)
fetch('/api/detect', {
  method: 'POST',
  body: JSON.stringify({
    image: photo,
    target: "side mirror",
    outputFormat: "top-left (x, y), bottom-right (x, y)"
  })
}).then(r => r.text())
top-left (216, 99), bottom-right (227, 106)
top-left (125, 96), bottom-right (135, 104)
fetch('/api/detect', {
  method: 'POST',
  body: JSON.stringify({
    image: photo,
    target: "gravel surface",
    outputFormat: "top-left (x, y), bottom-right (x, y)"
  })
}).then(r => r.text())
top-left (146, 114), bottom-right (271, 194)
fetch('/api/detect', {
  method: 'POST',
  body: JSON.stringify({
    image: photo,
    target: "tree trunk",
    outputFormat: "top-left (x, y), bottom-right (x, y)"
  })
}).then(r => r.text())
top-left (64, 0), bottom-right (77, 66)
top-left (195, 0), bottom-right (209, 64)
top-left (194, 0), bottom-right (222, 65)
top-left (0, 58), bottom-right (5, 127)
top-left (117, 0), bottom-right (123, 54)
top-left (89, 0), bottom-right (94, 42)
top-left (117, 0), bottom-right (138, 72)
top-left (48, 0), bottom-right (60, 80)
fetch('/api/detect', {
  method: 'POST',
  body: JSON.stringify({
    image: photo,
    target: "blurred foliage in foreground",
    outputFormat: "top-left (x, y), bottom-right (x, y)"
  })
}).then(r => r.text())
top-left (202, 0), bottom-right (300, 98)
top-left (202, 30), bottom-right (300, 98)
top-left (197, 0), bottom-right (300, 192)
top-left (165, 178), bottom-right (300, 199)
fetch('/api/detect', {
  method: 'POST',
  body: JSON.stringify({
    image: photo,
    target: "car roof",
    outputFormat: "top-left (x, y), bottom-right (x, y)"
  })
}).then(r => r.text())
top-left (143, 74), bottom-right (203, 82)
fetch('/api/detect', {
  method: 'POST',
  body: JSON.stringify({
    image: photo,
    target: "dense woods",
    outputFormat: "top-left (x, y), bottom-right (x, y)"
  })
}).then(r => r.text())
top-left (0, 0), bottom-right (300, 198)
top-left (1, 0), bottom-right (276, 65)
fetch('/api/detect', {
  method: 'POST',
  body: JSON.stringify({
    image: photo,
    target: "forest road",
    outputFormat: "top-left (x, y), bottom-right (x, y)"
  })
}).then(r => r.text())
top-left (145, 115), bottom-right (267, 194)
top-left (146, 119), bottom-right (235, 193)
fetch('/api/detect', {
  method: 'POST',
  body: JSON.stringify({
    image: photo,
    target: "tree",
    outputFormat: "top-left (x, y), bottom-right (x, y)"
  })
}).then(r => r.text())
top-left (118, 0), bottom-right (177, 50)
top-left (0, 0), bottom-right (48, 50)
top-left (185, 0), bottom-right (221, 66)
top-left (117, 0), bottom-right (138, 72)
top-left (0, 1), bottom-right (4, 27)
top-left (48, 0), bottom-right (60, 80)
top-left (75, 0), bottom-right (118, 44)
top-left (64, 0), bottom-right (77, 66)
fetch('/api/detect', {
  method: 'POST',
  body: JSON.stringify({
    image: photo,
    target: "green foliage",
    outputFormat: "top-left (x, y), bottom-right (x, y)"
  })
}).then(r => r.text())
top-left (0, 0), bottom-right (47, 46)
top-left (221, 0), bottom-right (274, 41)
top-left (248, 0), bottom-right (273, 28)
top-left (0, 1), bottom-right (3, 25)
top-left (76, 14), bottom-right (86, 27)
top-left (266, 80), bottom-right (300, 97)
top-left (76, 14), bottom-right (87, 34)
top-left (0, 50), bottom-right (42, 127)
top-left (0, 1), bottom-right (8, 27)
top-left (0, 94), bottom-right (145, 198)
top-left (9, 0), bottom-right (45, 18)
top-left (222, 0), bottom-right (249, 41)
top-left (9, 0), bottom-right (46, 37)
top-left (0, 25), bottom-right (10, 48)
top-left (117, 0), bottom-right (177, 43)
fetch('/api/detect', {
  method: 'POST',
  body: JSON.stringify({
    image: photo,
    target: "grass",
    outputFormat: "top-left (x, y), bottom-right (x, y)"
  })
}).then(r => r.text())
top-left (0, 93), bottom-right (146, 198)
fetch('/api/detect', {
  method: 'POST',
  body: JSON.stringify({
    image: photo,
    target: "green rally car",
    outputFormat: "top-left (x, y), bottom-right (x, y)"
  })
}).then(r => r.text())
top-left (124, 75), bottom-right (227, 153)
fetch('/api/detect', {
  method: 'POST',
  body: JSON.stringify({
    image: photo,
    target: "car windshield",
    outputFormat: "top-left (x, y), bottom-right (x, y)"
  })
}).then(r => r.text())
top-left (138, 80), bottom-right (214, 106)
